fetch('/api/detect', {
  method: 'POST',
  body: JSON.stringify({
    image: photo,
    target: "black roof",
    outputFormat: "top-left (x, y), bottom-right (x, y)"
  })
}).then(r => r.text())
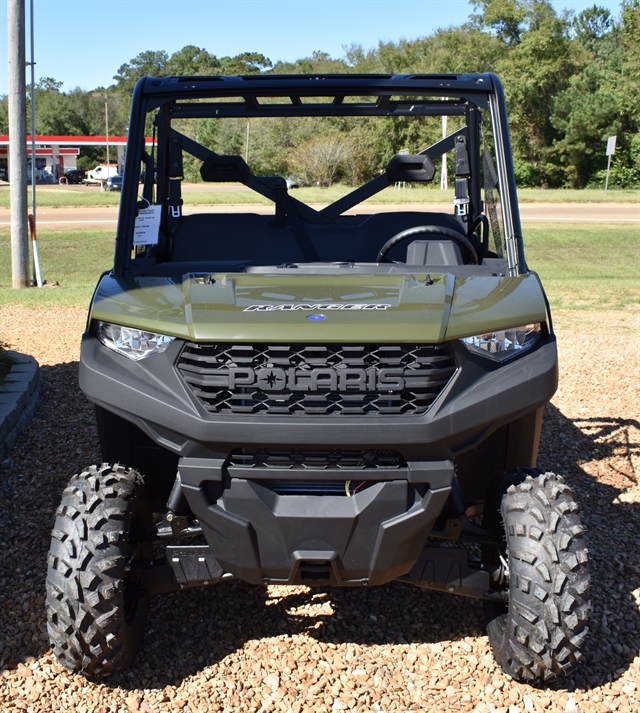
top-left (139, 73), bottom-right (496, 118)
top-left (141, 72), bottom-right (495, 96)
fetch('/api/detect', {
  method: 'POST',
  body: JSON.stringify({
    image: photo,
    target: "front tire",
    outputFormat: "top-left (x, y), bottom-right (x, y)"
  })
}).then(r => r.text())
top-left (46, 464), bottom-right (152, 677)
top-left (483, 470), bottom-right (590, 682)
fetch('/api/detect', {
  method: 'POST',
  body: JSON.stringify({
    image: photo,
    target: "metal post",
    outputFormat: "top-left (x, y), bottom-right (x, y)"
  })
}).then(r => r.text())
top-left (604, 153), bottom-right (611, 192)
top-left (28, 0), bottom-right (42, 286)
top-left (8, 0), bottom-right (29, 288)
top-left (440, 112), bottom-right (448, 190)
top-left (605, 135), bottom-right (616, 192)
top-left (29, 0), bottom-right (35, 207)
top-left (245, 122), bottom-right (250, 165)
top-left (105, 92), bottom-right (110, 172)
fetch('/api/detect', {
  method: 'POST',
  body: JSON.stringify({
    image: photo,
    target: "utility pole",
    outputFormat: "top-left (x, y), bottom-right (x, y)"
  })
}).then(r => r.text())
top-left (28, 0), bottom-right (36, 210)
top-left (105, 92), bottom-right (110, 170)
top-left (8, 0), bottom-right (29, 288)
top-left (27, 0), bottom-right (42, 287)
top-left (93, 91), bottom-right (111, 172)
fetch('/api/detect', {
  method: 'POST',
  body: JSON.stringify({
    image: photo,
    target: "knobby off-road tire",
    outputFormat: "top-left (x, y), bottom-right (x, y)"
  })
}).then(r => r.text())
top-left (483, 469), bottom-right (590, 682)
top-left (46, 464), bottom-right (152, 678)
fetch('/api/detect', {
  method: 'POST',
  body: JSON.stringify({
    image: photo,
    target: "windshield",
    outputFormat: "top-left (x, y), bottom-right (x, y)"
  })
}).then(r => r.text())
top-left (119, 76), bottom-right (515, 276)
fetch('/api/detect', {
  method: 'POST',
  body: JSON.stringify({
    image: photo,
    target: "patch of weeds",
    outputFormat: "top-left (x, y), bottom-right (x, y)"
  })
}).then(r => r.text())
top-left (0, 339), bottom-right (17, 385)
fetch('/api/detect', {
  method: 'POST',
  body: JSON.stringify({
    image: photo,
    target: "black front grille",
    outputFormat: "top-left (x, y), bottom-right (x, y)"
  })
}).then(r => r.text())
top-left (268, 481), bottom-right (347, 495)
top-left (261, 480), bottom-right (377, 496)
top-left (177, 343), bottom-right (456, 416)
top-left (229, 448), bottom-right (407, 470)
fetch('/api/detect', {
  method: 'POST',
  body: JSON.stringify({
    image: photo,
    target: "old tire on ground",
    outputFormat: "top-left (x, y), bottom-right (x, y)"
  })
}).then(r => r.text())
top-left (482, 469), bottom-right (590, 682)
top-left (46, 463), bottom-right (152, 677)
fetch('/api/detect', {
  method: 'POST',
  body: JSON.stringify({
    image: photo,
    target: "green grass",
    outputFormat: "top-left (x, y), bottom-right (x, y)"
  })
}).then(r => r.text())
top-left (524, 223), bottom-right (639, 311)
top-left (0, 185), bottom-right (122, 208)
top-left (0, 222), bottom-right (637, 311)
top-left (515, 188), bottom-right (639, 203)
top-left (309, 186), bottom-right (640, 205)
top-left (1, 184), bottom-right (638, 209)
top-left (0, 227), bottom-right (115, 307)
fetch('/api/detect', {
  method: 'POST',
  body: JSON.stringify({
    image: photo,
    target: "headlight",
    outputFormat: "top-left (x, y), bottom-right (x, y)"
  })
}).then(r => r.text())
top-left (96, 321), bottom-right (175, 361)
top-left (460, 323), bottom-right (541, 362)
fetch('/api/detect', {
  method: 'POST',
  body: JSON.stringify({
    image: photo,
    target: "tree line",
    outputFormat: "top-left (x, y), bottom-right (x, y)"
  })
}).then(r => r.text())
top-left (0, 0), bottom-right (638, 188)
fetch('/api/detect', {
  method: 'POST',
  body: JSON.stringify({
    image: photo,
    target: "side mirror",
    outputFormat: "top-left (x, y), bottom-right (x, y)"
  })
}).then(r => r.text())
top-left (200, 155), bottom-right (250, 183)
top-left (386, 154), bottom-right (436, 183)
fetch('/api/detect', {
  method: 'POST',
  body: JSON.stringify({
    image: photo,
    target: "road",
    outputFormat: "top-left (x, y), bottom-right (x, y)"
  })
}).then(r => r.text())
top-left (1, 201), bottom-right (638, 228)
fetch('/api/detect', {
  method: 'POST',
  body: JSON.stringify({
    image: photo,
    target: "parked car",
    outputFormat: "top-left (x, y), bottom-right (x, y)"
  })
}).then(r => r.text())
top-left (286, 175), bottom-right (300, 189)
top-left (104, 174), bottom-right (123, 192)
top-left (64, 169), bottom-right (86, 185)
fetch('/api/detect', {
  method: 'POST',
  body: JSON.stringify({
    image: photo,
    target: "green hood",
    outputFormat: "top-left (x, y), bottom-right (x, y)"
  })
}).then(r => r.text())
top-left (91, 271), bottom-right (548, 343)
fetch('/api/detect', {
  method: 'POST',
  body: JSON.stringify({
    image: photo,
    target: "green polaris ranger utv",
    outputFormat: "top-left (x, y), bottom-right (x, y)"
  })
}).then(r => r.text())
top-left (46, 73), bottom-right (590, 682)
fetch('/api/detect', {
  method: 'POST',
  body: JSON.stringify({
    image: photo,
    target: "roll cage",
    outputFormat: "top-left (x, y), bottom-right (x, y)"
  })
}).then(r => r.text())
top-left (115, 73), bottom-right (524, 277)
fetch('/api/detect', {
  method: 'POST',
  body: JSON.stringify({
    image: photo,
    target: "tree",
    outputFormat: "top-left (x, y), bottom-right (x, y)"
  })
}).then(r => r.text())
top-left (242, 117), bottom-right (299, 177)
top-left (5, 5), bottom-right (637, 189)
top-left (37, 77), bottom-right (63, 93)
top-left (289, 134), bottom-right (355, 186)
top-left (484, 0), bottom-right (580, 186)
top-left (549, 1), bottom-right (640, 187)
top-left (619, 0), bottom-right (640, 111)
top-left (114, 50), bottom-right (169, 93)
top-left (573, 5), bottom-right (613, 54)
top-left (166, 46), bottom-right (220, 76)
top-left (219, 52), bottom-right (272, 75)
top-left (551, 61), bottom-right (623, 186)
top-left (273, 50), bottom-right (349, 74)
top-left (471, 0), bottom-right (527, 44)
top-left (0, 96), bottom-right (9, 134)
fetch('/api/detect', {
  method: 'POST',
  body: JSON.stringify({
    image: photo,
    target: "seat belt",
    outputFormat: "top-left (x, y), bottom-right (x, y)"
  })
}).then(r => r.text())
top-left (453, 135), bottom-right (471, 229)
top-left (140, 151), bottom-right (154, 207)
top-left (167, 136), bottom-right (184, 230)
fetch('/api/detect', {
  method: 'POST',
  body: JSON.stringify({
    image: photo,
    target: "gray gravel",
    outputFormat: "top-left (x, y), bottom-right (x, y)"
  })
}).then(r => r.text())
top-left (0, 306), bottom-right (638, 712)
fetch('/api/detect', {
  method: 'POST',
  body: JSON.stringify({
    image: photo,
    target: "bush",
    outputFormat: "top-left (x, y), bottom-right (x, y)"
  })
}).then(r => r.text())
top-left (589, 134), bottom-right (640, 189)
top-left (0, 339), bottom-right (17, 385)
top-left (512, 158), bottom-right (541, 187)
top-left (289, 134), bottom-right (356, 187)
top-left (591, 160), bottom-right (640, 189)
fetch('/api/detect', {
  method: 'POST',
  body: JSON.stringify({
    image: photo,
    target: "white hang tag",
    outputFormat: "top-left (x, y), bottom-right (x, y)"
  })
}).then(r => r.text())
top-left (134, 205), bottom-right (162, 245)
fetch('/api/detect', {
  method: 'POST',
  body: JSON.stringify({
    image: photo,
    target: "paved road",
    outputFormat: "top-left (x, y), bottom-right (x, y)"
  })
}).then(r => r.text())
top-left (1, 201), bottom-right (638, 227)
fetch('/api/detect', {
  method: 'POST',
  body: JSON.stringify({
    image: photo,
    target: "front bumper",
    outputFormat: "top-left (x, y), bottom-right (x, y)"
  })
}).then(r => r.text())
top-left (178, 459), bottom-right (452, 586)
top-left (80, 332), bottom-right (557, 585)
top-left (79, 333), bottom-right (558, 460)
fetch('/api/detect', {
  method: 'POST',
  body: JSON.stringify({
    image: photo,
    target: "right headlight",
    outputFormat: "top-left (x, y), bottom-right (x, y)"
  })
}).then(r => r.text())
top-left (96, 321), bottom-right (175, 361)
top-left (460, 323), bottom-right (542, 362)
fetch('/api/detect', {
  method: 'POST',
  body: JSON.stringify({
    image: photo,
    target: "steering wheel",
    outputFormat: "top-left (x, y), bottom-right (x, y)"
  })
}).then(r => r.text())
top-left (376, 225), bottom-right (479, 265)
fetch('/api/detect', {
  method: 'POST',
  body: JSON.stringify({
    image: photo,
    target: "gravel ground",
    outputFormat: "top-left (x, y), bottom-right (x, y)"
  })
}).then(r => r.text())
top-left (0, 306), bottom-right (638, 713)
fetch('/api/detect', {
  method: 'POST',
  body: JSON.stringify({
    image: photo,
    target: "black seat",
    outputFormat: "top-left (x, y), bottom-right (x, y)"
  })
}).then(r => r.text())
top-left (171, 213), bottom-right (304, 263)
top-left (170, 210), bottom-right (466, 264)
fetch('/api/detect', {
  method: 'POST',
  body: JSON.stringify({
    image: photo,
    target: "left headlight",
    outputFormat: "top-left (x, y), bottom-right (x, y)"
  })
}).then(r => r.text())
top-left (460, 323), bottom-right (542, 362)
top-left (96, 321), bottom-right (175, 361)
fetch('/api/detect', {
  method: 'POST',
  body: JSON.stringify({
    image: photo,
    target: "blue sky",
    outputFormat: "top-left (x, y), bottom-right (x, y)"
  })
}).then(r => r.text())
top-left (0, 0), bottom-right (626, 96)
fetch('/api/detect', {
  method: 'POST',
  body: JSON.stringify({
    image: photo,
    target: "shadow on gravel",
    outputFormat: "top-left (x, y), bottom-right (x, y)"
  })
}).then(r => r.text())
top-left (103, 579), bottom-right (487, 692)
top-left (1, 363), bottom-right (639, 697)
top-left (536, 404), bottom-right (640, 693)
